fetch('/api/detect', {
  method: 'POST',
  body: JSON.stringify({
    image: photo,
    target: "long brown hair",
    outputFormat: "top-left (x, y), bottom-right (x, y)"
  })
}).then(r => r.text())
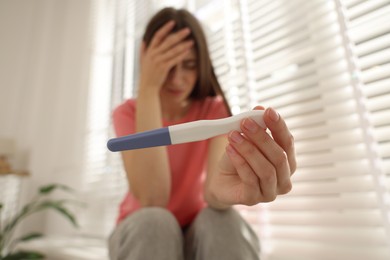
top-left (142, 7), bottom-right (232, 116)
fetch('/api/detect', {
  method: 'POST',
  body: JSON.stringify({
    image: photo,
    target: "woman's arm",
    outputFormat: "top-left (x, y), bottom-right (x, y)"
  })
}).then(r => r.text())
top-left (120, 21), bottom-right (193, 207)
top-left (204, 134), bottom-right (231, 210)
top-left (120, 86), bottom-right (171, 207)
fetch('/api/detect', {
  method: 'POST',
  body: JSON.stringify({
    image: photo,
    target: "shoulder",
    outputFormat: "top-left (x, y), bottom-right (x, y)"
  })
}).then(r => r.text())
top-left (112, 99), bottom-right (136, 137)
top-left (197, 96), bottom-right (229, 120)
top-left (113, 99), bottom-right (136, 119)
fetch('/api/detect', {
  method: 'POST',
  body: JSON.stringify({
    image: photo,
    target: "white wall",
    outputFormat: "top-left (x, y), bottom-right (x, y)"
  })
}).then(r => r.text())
top-left (0, 0), bottom-right (93, 236)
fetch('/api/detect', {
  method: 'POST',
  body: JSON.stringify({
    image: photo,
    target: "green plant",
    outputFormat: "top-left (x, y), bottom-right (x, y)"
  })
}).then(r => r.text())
top-left (0, 184), bottom-right (82, 259)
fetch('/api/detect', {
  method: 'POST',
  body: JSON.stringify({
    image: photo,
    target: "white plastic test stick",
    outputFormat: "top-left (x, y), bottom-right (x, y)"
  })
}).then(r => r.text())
top-left (107, 110), bottom-right (265, 151)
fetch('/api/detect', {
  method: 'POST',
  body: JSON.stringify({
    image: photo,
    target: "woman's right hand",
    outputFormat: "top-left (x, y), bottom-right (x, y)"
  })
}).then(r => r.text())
top-left (139, 21), bottom-right (194, 92)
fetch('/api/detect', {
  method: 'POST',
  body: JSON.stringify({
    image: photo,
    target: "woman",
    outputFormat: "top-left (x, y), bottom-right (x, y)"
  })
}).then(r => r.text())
top-left (109, 7), bottom-right (296, 260)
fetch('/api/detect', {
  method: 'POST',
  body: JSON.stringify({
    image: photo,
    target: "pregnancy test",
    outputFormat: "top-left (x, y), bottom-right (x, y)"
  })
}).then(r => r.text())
top-left (107, 110), bottom-right (265, 152)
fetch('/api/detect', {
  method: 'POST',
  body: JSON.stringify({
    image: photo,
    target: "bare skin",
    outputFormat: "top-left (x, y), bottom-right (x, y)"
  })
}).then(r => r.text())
top-left (121, 20), bottom-right (297, 209)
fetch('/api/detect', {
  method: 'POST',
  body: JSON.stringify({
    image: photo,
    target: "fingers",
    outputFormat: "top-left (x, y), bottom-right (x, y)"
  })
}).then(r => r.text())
top-left (226, 106), bottom-right (295, 200)
top-left (156, 27), bottom-right (192, 54)
top-left (241, 118), bottom-right (292, 195)
top-left (227, 131), bottom-right (278, 202)
top-left (145, 22), bottom-right (193, 71)
top-left (158, 40), bottom-right (194, 63)
top-left (254, 105), bottom-right (265, 110)
top-left (263, 108), bottom-right (297, 174)
top-left (225, 145), bottom-right (259, 188)
top-left (148, 21), bottom-right (192, 54)
top-left (149, 20), bottom-right (176, 49)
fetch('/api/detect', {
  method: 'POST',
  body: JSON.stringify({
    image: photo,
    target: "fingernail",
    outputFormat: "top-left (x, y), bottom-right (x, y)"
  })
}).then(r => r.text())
top-left (243, 118), bottom-right (258, 133)
top-left (268, 108), bottom-right (279, 122)
top-left (230, 131), bottom-right (244, 144)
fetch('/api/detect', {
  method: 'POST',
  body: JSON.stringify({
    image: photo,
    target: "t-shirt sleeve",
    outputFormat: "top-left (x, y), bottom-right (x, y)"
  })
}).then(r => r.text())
top-left (206, 96), bottom-right (230, 120)
top-left (112, 100), bottom-right (136, 137)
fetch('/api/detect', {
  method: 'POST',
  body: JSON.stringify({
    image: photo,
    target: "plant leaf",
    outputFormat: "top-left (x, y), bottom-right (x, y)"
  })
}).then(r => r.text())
top-left (2, 203), bottom-right (35, 234)
top-left (39, 183), bottom-right (73, 194)
top-left (3, 251), bottom-right (45, 259)
top-left (55, 199), bottom-right (87, 208)
top-left (3, 200), bottom-right (80, 237)
top-left (3, 250), bottom-right (45, 259)
top-left (17, 232), bottom-right (44, 242)
top-left (38, 201), bottom-right (78, 228)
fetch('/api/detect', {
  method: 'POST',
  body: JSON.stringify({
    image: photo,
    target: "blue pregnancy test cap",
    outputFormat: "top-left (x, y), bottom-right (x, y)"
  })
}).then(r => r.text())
top-left (107, 127), bottom-right (172, 152)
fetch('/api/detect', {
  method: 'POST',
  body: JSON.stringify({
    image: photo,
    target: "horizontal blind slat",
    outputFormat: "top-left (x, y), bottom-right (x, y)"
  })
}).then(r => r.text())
top-left (268, 193), bottom-right (380, 210)
top-left (288, 175), bottom-right (376, 195)
top-left (264, 239), bottom-right (390, 260)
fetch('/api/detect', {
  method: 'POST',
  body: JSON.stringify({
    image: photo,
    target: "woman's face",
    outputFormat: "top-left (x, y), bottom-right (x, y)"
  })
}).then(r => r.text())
top-left (160, 48), bottom-right (198, 104)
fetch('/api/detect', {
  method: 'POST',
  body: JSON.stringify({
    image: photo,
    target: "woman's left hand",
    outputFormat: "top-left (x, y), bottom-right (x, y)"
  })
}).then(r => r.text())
top-left (211, 107), bottom-right (296, 206)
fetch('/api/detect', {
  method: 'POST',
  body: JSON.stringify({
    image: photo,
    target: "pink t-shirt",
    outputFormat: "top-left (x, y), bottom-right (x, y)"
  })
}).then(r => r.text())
top-left (112, 96), bottom-right (229, 227)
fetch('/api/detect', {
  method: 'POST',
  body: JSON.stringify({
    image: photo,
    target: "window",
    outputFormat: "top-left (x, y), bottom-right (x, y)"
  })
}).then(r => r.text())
top-left (81, 0), bottom-right (390, 258)
top-left (80, 0), bottom-right (151, 237)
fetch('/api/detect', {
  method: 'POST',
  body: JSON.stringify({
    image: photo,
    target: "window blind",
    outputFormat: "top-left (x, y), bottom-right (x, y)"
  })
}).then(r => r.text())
top-left (80, 0), bottom-right (118, 237)
top-left (195, 0), bottom-right (390, 259)
top-left (80, 1), bottom-right (390, 259)
top-left (80, 0), bottom-right (157, 237)
top-left (342, 0), bottom-right (390, 224)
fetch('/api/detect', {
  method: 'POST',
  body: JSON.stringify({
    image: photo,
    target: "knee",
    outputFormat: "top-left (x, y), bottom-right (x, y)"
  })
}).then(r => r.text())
top-left (123, 207), bottom-right (180, 234)
top-left (133, 207), bottom-right (177, 224)
top-left (188, 207), bottom-right (260, 258)
top-left (194, 207), bottom-right (241, 232)
top-left (110, 208), bottom-right (184, 259)
top-left (192, 207), bottom-right (258, 244)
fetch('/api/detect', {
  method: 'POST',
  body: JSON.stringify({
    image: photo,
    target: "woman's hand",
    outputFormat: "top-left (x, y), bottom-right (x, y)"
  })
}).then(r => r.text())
top-left (139, 21), bottom-right (194, 92)
top-left (210, 107), bottom-right (296, 207)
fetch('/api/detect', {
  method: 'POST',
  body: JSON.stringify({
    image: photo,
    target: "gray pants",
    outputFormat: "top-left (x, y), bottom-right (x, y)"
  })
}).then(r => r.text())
top-left (108, 207), bottom-right (260, 260)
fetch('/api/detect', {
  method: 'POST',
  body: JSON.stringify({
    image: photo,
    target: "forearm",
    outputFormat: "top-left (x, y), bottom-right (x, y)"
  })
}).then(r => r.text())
top-left (135, 87), bottom-right (164, 132)
top-left (204, 136), bottom-right (231, 210)
top-left (125, 86), bottom-right (171, 207)
top-left (126, 151), bottom-right (171, 207)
